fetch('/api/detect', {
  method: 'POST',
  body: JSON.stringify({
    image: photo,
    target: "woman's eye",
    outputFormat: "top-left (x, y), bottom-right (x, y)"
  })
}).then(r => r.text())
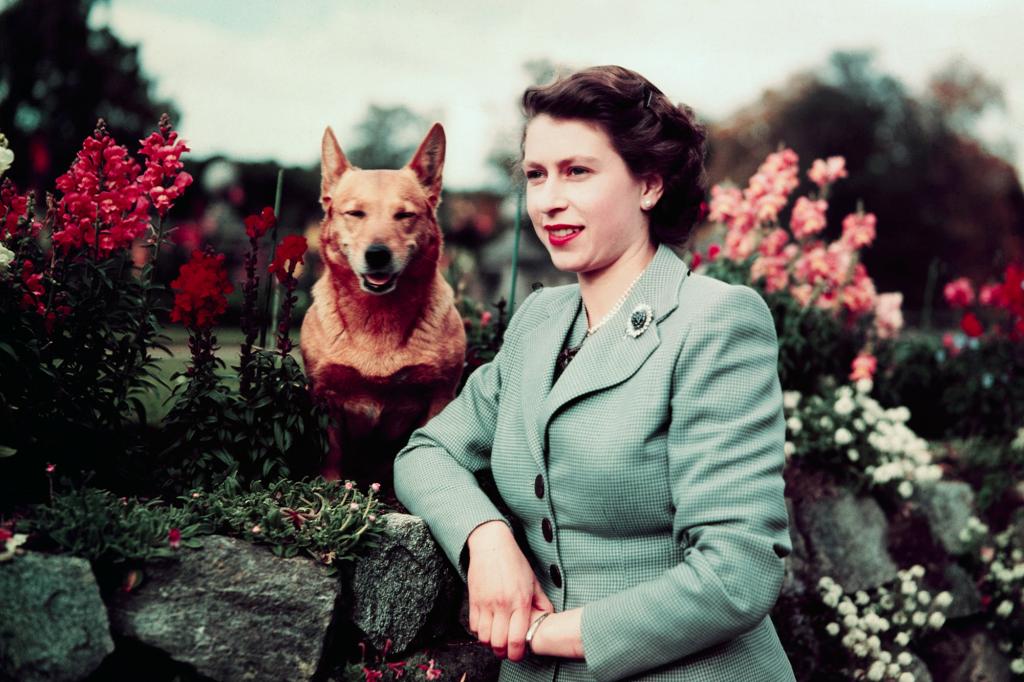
top-left (525, 170), bottom-right (543, 180)
top-left (345, 210), bottom-right (366, 218)
top-left (568, 167), bottom-right (590, 176)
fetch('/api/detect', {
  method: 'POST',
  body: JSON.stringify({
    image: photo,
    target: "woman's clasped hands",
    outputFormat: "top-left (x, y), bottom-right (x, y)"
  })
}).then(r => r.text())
top-left (466, 520), bottom-right (558, 661)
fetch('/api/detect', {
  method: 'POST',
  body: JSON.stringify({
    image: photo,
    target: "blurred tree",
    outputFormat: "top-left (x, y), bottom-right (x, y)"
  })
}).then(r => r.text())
top-left (344, 104), bottom-right (429, 170)
top-left (705, 50), bottom-right (1024, 317)
top-left (0, 0), bottom-right (178, 192)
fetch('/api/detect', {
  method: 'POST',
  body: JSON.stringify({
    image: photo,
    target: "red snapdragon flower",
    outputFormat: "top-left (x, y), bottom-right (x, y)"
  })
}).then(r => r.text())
top-left (170, 249), bottom-right (234, 330)
top-left (52, 125), bottom-right (151, 256)
top-left (960, 311), bottom-right (984, 338)
top-left (268, 235), bottom-right (307, 283)
top-left (138, 116), bottom-right (193, 217)
top-left (244, 206), bottom-right (276, 240)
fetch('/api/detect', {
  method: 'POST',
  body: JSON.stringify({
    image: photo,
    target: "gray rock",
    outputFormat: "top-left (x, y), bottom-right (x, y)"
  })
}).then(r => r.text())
top-left (915, 481), bottom-right (976, 556)
top-left (0, 552), bottom-right (114, 682)
top-left (929, 625), bottom-right (1013, 682)
top-left (793, 488), bottom-right (899, 592)
top-left (942, 563), bottom-right (983, 619)
top-left (348, 513), bottom-right (460, 654)
top-left (106, 534), bottom-right (341, 682)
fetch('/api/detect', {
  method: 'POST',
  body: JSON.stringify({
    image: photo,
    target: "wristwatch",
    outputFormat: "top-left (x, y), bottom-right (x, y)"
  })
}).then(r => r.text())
top-left (525, 612), bottom-right (551, 654)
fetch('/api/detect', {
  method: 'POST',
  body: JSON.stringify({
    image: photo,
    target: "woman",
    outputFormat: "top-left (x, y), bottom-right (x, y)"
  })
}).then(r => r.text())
top-left (393, 65), bottom-right (796, 682)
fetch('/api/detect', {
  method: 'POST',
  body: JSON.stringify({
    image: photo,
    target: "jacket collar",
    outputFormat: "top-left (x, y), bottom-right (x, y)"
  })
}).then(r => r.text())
top-left (519, 242), bottom-right (692, 472)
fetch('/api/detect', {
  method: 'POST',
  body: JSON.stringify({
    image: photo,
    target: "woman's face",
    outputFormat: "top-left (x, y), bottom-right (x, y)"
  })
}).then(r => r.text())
top-left (522, 114), bottom-right (659, 276)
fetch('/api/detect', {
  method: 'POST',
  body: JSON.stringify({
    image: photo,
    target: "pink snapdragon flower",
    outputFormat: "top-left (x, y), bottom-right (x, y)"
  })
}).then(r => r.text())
top-left (790, 196), bottom-right (828, 240)
top-left (873, 293), bottom-right (904, 340)
top-left (849, 352), bottom-right (878, 381)
top-left (840, 211), bottom-right (877, 250)
top-left (943, 277), bottom-right (975, 308)
top-left (808, 156), bottom-right (848, 187)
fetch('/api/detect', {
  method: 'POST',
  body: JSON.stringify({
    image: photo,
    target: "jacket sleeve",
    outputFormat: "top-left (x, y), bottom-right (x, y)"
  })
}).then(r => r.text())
top-left (393, 289), bottom-right (542, 584)
top-left (579, 284), bottom-right (792, 682)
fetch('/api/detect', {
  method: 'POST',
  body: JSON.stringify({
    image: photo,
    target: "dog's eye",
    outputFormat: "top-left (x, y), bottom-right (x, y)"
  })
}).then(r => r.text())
top-left (394, 212), bottom-right (416, 220)
top-left (344, 210), bottom-right (366, 218)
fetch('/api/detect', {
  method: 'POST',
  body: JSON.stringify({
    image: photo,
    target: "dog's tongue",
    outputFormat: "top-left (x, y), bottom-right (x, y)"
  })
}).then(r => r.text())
top-left (366, 274), bottom-right (391, 285)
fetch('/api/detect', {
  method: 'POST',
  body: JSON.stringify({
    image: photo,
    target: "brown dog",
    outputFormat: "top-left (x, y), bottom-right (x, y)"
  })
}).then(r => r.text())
top-left (300, 123), bottom-right (467, 488)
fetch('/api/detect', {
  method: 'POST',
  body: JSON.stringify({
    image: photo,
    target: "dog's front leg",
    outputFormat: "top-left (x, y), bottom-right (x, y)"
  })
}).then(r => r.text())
top-left (424, 385), bottom-right (457, 422)
top-left (321, 410), bottom-right (347, 482)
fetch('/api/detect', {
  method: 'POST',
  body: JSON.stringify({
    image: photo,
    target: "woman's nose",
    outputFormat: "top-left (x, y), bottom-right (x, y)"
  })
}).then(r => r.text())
top-left (535, 179), bottom-right (568, 215)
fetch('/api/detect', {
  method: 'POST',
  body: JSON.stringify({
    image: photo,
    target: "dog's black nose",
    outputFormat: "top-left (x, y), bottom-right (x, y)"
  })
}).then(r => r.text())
top-left (365, 243), bottom-right (392, 269)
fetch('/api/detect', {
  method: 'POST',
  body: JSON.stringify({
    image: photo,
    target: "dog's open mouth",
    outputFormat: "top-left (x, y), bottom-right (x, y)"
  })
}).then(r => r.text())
top-left (361, 271), bottom-right (399, 294)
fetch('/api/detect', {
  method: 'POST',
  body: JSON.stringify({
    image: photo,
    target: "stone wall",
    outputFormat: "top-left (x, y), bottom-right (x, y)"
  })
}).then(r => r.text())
top-left (1, 478), bottom-right (1021, 681)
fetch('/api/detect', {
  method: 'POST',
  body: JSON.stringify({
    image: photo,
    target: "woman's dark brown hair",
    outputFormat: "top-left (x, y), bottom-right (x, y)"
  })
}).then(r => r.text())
top-left (521, 65), bottom-right (709, 248)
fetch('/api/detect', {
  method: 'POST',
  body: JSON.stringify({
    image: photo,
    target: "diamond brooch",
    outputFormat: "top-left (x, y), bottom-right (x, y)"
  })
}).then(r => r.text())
top-left (626, 303), bottom-right (654, 338)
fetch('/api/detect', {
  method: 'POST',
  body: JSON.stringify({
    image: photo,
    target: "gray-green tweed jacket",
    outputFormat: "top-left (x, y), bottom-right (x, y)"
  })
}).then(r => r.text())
top-left (393, 243), bottom-right (796, 682)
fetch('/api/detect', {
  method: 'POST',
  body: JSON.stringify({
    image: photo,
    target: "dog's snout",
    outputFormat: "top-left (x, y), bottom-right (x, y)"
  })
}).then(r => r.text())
top-left (365, 243), bottom-right (393, 270)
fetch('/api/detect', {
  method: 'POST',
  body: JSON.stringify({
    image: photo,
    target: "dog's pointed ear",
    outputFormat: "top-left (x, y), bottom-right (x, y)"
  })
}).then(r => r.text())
top-left (321, 126), bottom-right (350, 209)
top-left (407, 122), bottom-right (445, 208)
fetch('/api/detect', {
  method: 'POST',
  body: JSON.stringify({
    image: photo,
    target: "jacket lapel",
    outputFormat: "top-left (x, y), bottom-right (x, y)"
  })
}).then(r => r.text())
top-left (520, 243), bottom-right (691, 469)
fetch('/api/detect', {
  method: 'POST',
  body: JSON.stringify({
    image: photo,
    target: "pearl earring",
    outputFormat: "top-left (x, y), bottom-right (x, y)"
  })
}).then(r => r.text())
top-left (642, 199), bottom-right (652, 209)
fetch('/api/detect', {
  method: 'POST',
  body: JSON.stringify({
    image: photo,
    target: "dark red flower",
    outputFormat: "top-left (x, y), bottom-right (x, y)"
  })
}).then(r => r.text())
top-left (244, 206), bottom-right (276, 240)
top-left (0, 527), bottom-right (12, 543)
top-left (691, 250), bottom-right (702, 269)
top-left (268, 235), bottom-right (307, 283)
top-left (168, 527), bottom-right (181, 549)
top-left (960, 311), bottom-right (984, 338)
top-left (170, 249), bottom-right (234, 330)
top-left (0, 180), bottom-right (30, 240)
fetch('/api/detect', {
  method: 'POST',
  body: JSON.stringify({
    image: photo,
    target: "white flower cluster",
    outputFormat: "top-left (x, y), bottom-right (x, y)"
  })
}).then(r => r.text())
top-left (975, 524), bottom-right (1024, 676)
top-left (957, 514), bottom-right (990, 547)
top-left (0, 132), bottom-right (13, 177)
top-left (1013, 426), bottom-right (1024, 452)
top-left (783, 383), bottom-right (942, 498)
top-left (0, 132), bottom-right (13, 275)
top-left (818, 567), bottom-right (953, 681)
top-left (0, 531), bottom-right (28, 562)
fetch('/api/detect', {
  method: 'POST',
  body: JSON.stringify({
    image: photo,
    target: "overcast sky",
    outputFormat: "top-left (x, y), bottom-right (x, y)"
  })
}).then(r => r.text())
top-left (90, 0), bottom-right (1023, 190)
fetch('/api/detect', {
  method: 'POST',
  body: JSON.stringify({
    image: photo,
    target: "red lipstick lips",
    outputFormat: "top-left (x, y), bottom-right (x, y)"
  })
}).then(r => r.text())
top-left (545, 224), bottom-right (584, 246)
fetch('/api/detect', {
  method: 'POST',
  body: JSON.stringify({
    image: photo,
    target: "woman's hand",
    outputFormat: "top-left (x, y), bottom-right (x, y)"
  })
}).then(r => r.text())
top-left (467, 520), bottom-right (555, 661)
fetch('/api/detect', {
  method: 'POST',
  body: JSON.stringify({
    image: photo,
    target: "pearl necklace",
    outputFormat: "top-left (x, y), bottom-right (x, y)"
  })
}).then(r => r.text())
top-left (585, 268), bottom-right (646, 337)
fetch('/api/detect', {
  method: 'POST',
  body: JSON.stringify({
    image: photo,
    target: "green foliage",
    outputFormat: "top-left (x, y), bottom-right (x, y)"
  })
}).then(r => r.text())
top-left (181, 476), bottom-right (388, 576)
top-left (457, 295), bottom-right (509, 390)
top-left (0, 217), bottom-right (172, 507)
top-left (21, 485), bottom-right (201, 566)
top-left (874, 334), bottom-right (1024, 441)
top-left (955, 436), bottom-right (1024, 514)
top-left (158, 350), bottom-right (334, 496)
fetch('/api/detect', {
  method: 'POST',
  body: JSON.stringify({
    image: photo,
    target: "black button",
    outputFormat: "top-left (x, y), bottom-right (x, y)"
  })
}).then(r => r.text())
top-left (550, 564), bottom-right (562, 587)
top-left (542, 518), bottom-right (553, 542)
top-left (534, 475), bottom-right (544, 499)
